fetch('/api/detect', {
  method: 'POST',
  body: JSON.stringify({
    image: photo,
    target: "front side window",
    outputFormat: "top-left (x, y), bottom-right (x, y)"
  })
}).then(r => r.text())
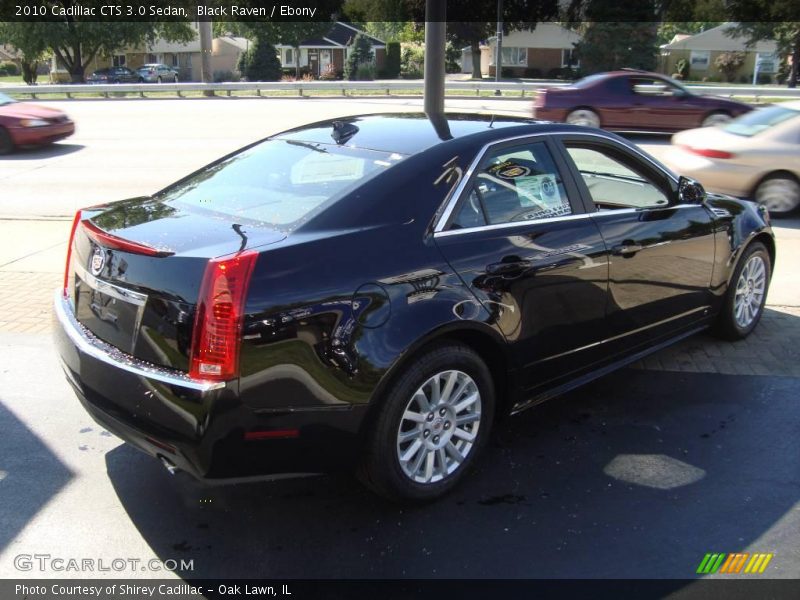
top-left (450, 141), bottom-right (571, 230)
top-left (565, 146), bottom-right (670, 210)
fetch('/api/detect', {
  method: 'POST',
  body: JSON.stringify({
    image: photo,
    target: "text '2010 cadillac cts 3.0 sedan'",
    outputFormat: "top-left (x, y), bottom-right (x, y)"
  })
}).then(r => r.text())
top-left (54, 114), bottom-right (775, 502)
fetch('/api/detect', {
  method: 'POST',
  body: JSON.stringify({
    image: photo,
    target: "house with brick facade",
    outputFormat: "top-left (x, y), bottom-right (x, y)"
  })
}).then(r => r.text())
top-left (275, 22), bottom-right (385, 78)
top-left (461, 23), bottom-right (582, 78)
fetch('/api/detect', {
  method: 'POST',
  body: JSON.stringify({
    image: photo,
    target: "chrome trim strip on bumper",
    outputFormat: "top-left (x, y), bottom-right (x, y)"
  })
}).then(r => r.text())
top-left (54, 289), bottom-right (226, 392)
top-left (74, 262), bottom-right (148, 306)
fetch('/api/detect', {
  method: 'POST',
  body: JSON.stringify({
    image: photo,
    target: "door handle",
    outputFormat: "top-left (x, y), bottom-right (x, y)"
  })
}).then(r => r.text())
top-left (612, 243), bottom-right (643, 256)
top-left (486, 260), bottom-right (530, 276)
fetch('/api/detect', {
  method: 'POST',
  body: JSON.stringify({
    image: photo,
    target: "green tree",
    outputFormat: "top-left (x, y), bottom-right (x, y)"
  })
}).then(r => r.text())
top-left (0, 22), bottom-right (48, 84)
top-left (238, 35), bottom-right (281, 81)
top-left (345, 33), bottom-right (374, 80)
top-left (404, 1), bottom-right (559, 80)
top-left (384, 41), bottom-right (401, 78)
top-left (571, 0), bottom-right (660, 74)
top-left (0, 4), bottom-right (194, 83)
top-left (727, 0), bottom-right (800, 88)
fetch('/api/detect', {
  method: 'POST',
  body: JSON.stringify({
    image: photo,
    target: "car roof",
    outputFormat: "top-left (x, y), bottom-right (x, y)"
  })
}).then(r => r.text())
top-left (272, 113), bottom-right (585, 155)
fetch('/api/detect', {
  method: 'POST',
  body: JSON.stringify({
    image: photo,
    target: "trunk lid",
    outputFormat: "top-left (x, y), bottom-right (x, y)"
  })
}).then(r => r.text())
top-left (67, 197), bottom-right (284, 372)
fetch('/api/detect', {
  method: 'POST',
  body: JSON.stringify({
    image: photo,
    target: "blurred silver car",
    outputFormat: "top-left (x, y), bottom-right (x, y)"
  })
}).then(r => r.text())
top-left (137, 63), bottom-right (179, 83)
top-left (663, 101), bottom-right (800, 215)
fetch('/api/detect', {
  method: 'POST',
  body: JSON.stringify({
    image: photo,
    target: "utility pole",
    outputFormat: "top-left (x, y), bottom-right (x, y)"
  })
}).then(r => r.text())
top-left (199, 20), bottom-right (213, 96)
top-left (494, 0), bottom-right (503, 95)
top-left (423, 1), bottom-right (446, 115)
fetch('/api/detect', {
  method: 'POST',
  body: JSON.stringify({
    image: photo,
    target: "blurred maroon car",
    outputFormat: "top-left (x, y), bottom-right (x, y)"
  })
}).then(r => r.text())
top-left (0, 92), bottom-right (75, 154)
top-left (533, 70), bottom-right (751, 132)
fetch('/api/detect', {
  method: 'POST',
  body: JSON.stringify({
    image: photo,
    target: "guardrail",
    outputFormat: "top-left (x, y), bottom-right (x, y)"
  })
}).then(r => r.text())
top-left (1, 80), bottom-right (798, 100)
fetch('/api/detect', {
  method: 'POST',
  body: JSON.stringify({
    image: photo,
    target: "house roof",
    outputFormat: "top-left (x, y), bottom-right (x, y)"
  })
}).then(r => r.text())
top-left (275, 22), bottom-right (385, 49)
top-left (485, 22), bottom-right (582, 50)
top-left (662, 23), bottom-right (778, 53)
top-left (214, 36), bottom-right (250, 52)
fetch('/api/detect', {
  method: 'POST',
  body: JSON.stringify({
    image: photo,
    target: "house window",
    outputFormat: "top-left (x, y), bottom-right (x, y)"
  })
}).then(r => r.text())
top-left (690, 50), bottom-right (710, 70)
top-left (285, 49), bottom-right (294, 65)
top-left (112, 55), bottom-right (126, 67)
top-left (147, 54), bottom-right (158, 64)
top-left (496, 47), bottom-right (527, 67)
top-left (561, 49), bottom-right (579, 68)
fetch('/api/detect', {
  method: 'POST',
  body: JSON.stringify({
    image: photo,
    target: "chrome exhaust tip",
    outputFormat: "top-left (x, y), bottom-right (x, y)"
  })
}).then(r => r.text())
top-left (159, 456), bottom-right (179, 475)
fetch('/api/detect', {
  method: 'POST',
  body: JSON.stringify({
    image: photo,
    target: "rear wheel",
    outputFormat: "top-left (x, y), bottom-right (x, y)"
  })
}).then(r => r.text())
top-left (701, 111), bottom-right (732, 127)
top-left (714, 242), bottom-right (771, 340)
top-left (754, 174), bottom-right (800, 216)
top-left (0, 127), bottom-right (13, 155)
top-left (566, 108), bottom-right (600, 128)
top-left (358, 344), bottom-right (495, 503)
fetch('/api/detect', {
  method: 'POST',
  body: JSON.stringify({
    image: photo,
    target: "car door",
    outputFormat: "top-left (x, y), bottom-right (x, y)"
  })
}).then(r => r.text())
top-left (433, 136), bottom-right (612, 398)
top-left (628, 76), bottom-right (698, 131)
top-left (556, 134), bottom-right (716, 353)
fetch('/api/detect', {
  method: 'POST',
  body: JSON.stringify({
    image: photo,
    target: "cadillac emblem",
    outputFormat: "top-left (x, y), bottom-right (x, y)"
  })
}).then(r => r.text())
top-left (90, 246), bottom-right (105, 276)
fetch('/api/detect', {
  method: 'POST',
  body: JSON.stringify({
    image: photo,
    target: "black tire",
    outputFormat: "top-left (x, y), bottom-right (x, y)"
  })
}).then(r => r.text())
top-left (0, 127), bottom-right (13, 155)
top-left (713, 241), bottom-right (771, 340)
top-left (358, 343), bottom-right (495, 503)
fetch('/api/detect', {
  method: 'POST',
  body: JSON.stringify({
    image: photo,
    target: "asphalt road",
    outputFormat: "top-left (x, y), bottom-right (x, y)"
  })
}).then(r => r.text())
top-left (0, 96), bottom-right (670, 219)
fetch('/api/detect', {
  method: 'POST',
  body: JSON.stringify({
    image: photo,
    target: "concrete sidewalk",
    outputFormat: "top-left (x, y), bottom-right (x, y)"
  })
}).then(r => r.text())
top-left (0, 216), bottom-right (798, 375)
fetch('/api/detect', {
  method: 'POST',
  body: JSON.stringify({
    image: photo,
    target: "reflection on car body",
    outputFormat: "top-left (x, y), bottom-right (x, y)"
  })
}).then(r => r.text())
top-left (54, 113), bottom-right (774, 502)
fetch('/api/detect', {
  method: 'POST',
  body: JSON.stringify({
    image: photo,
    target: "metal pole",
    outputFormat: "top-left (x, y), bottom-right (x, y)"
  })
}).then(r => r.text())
top-left (199, 21), bottom-right (213, 96)
top-left (424, 1), bottom-right (446, 114)
top-left (495, 0), bottom-right (503, 89)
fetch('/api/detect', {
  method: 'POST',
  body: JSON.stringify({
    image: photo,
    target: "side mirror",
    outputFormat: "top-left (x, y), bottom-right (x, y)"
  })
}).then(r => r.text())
top-left (678, 176), bottom-right (706, 204)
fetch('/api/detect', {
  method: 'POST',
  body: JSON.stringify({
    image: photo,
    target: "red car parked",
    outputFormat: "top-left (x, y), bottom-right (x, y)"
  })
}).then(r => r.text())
top-left (0, 92), bottom-right (75, 154)
top-left (533, 70), bottom-right (752, 132)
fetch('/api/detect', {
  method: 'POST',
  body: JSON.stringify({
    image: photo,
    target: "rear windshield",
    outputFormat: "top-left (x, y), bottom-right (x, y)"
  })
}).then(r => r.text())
top-left (723, 105), bottom-right (800, 137)
top-left (157, 139), bottom-right (404, 228)
top-left (0, 92), bottom-right (15, 106)
top-left (573, 74), bottom-right (607, 88)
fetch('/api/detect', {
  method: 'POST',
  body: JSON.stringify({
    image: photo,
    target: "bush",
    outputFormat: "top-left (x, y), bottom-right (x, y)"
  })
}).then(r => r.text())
top-left (714, 51), bottom-right (745, 83)
top-left (319, 64), bottom-right (341, 80)
top-left (675, 58), bottom-right (689, 80)
top-left (757, 73), bottom-right (773, 85)
top-left (400, 45), bottom-right (424, 79)
top-left (384, 41), bottom-right (401, 79)
top-left (345, 33), bottom-right (374, 81)
top-left (0, 61), bottom-right (19, 76)
top-left (523, 68), bottom-right (543, 79)
top-left (238, 37), bottom-right (281, 81)
top-left (212, 70), bottom-right (239, 83)
top-left (546, 67), bottom-right (564, 79)
top-left (354, 64), bottom-right (375, 81)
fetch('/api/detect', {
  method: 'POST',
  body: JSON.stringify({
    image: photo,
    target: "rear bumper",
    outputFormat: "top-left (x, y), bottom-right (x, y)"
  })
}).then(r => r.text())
top-left (53, 290), bottom-right (365, 480)
top-left (10, 122), bottom-right (75, 146)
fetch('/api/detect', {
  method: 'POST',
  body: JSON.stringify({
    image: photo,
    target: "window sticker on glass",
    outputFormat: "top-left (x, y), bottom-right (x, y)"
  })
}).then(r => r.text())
top-left (515, 174), bottom-right (562, 208)
top-left (488, 160), bottom-right (531, 179)
top-left (292, 153), bottom-right (366, 184)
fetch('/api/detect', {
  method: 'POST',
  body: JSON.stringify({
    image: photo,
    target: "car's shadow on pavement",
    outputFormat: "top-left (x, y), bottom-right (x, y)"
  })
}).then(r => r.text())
top-left (104, 366), bottom-right (800, 581)
top-left (2, 143), bottom-right (84, 160)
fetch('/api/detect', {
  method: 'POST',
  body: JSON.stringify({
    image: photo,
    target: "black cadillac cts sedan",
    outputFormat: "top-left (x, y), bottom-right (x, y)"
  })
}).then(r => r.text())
top-left (54, 113), bottom-right (775, 501)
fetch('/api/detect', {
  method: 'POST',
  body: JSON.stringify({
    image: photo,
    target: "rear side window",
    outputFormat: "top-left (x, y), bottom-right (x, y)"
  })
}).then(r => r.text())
top-left (157, 139), bottom-right (404, 228)
top-left (450, 141), bottom-right (571, 229)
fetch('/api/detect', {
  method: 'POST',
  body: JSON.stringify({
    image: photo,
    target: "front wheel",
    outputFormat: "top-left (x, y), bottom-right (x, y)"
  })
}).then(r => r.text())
top-left (358, 344), bottom-right (495, 502)
top-left (714, 242), bottom-right (771, 340)
top-left (701, 111), bottom-right (732, 127)
top-left (566, 108), bottom-right (600, 128)
top-left (754, 174), bottom-right (800, 216)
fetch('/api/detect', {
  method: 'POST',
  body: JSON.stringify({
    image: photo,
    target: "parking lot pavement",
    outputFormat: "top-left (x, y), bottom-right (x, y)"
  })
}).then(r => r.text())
top-left (1, 333), bottom-right (798, 580)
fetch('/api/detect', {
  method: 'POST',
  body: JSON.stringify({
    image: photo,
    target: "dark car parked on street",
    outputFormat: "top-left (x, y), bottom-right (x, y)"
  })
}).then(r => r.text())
top-left (533, 70), bottom-right (752, 132)
top-left (54, 114), bottom-right (774, 502)
top-left (86, 67), bottom-right (140, 84)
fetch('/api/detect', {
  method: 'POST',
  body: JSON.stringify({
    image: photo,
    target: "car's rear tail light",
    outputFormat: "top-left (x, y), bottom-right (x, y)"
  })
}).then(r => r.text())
top-left (189, 250), bottom-right (258, 382)
top-left (81, 220), bottom-right (174, 257)
top-left (681, 145), bottom-right (735, 159)
top-left (63, 211), bottom-right (82, 297)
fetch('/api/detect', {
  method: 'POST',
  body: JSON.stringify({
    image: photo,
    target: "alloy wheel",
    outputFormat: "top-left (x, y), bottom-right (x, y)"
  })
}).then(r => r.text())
top-left (733, 255), bottom-right (767, 328)
top-left (566, 109), bottom-right (600, 128)
top-left (702, 112), bottom-right (732, 127)
top-left (396, 370), bottom-right (482, 484)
